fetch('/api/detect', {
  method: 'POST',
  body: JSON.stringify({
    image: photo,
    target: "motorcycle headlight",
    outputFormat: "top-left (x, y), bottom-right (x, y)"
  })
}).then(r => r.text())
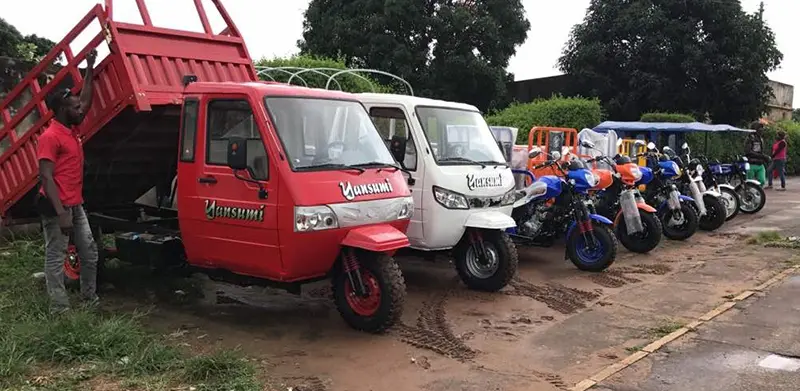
top-left (295, 205), bottom-right (338, 232)
top-left (696, 164), bottom-right (704, 174)
top-left (433, 186), bottom-right (469, 209)
top-left (630, 166), bottom-right (643, 180)
top-left (584, 171), bottom-right (597, 187)
top-left (397, 196), bottom-right (414, 219)
top-left (501, 188), bottom-right (515, 206)
top-left (744, 162), bottom-right (751, 170)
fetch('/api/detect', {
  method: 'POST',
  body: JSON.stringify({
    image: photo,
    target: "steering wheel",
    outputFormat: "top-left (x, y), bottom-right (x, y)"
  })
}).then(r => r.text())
top-left (313, 141), bottom-right (346, 164)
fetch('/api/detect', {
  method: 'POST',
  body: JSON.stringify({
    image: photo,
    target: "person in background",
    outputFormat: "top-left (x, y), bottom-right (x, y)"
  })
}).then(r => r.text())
top-left (744, 121), bottom-right (771, 187)
top-left (36, 49), bottom-right (98, 314)
top-left (767, 130), bottom-right (788, 191)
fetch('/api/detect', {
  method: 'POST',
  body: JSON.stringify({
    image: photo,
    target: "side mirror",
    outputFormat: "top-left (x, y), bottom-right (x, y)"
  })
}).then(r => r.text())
top-left (227, 137), bottom-right (248, 171)
top-left (663, 146), bottom-right (672, 152)
top-left (681, 142), bottom-right (689, 150)
top-left (634, 140), bottom-right (646, 146)
top-left (551, 151), bottom-right (562, 161)
top-left (616, 139), bottom-right (623, 147)
top-left (580, 140), bottom-right (595, 149)
top-left (389, 136), bottom-right (407, 164)
top-left (528, 146), bottom-right (543, 159)
top-left (647, 142), bottom-right (656, 150)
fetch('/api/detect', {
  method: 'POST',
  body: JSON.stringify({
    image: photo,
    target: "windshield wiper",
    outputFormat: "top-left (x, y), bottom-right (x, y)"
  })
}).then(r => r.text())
top-left (438, 157), bottom-right (486, 168)
top-left (297, 163), bottom-right (365, 173)
top-left (351, 161), bottom-right (401, 171)
top-left (477, 160), bottom-right (508, 167)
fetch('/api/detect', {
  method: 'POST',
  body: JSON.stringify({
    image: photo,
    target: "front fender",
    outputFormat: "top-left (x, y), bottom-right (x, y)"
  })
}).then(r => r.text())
top-left (464, 211), bottom-right (516, 230)
top-left (745, 179), bottom-right (762, 186)
top-left (567, 214), bottom-right (613, 238)
top-left (341, 224), bottom-right (410, 253)
top-left (703, 190), bottom-right (721, 198)
top-left (636, 202), bottom-right (657, 213)
top-left (658, 195), bottom-right (694, 211)
top-left (718, 183), bottom-right (736, 191)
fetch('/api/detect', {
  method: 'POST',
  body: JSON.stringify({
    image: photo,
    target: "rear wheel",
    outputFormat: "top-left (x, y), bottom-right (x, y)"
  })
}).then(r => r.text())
top-left (453, 229), bottom-right (518, 292)
top-left (698, 195), bottom-right (726, 231)
top-left (333, 252), bottom-right (406, 333)
top-left (738, 183), bottom-right (766, 214)
top-left (719, 187), bottom-right (740, 221)
top-left (616, 210), bottom-right (663, 253)
top-left (566, 222), bottom-right (617, 272)
top-left (659, 201), bottom-right (698, 241)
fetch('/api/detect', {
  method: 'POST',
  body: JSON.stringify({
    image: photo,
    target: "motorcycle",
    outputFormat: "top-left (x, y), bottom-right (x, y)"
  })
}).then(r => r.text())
top-left (707, 155), bottom-right (767, 215)
top-left (661, 145), bottom-right (727, 232)
top-left (639, 143), bottom-right (700, 241)
top-left (587, 141), bottom-right (663, 254)
top-left (509, 147), bottom-right (618, 272)
top-left (681, 144), bottom-right (740, 221)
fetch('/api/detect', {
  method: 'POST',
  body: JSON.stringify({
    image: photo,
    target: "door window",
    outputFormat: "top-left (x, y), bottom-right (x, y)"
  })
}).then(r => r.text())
top-left (206, 99), bottom-right (269, 180)
top-left (369, 107), bottom-right (417, 170)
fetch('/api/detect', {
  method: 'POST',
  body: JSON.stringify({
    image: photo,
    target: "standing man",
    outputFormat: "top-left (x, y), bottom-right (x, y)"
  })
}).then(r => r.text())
top-left (37, 49), bottom-right (98, 314)
top-left (744, 121), bottom-right (770, 187)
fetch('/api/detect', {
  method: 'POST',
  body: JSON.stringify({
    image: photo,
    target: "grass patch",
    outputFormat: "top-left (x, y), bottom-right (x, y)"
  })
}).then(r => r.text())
top-left (647, 321), bottom-right (684, 338)
top-left (746, 230), bottom-right (783, 245)
top-left (625, 344), bottom-right (645, 353)
top-left (0, 235), bottom-right (262, 390)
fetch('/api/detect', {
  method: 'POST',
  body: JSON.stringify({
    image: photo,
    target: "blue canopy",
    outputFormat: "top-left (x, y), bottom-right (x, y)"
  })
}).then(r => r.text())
top-left (593, 121), bottom-right (754, 133)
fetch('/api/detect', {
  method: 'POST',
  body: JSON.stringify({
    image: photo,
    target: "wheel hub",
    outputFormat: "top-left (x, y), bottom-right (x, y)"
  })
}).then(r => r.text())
top-left (465, 242), bottom-right (500, 279)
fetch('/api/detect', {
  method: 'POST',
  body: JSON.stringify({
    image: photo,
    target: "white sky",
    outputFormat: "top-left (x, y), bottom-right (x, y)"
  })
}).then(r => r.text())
top-left (3, 0), bottom-right (797, 107)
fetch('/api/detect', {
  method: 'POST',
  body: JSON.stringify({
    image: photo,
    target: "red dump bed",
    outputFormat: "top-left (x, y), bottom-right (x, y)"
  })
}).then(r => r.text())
top-left (0, 0), bottom-right (257, 222)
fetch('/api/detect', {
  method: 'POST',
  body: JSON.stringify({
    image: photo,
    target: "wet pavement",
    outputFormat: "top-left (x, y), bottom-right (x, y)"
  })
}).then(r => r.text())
top-left (597, 273), bottom-right (800, 391)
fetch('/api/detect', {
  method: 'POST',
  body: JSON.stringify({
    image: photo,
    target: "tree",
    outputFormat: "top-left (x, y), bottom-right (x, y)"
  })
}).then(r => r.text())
top-left (558, 0), bottom-right (783, 125)
top-left (0, 18), bottom-right (55, 60)
top-left (793, 108), bottom-right (800, 122)
top-left (298, 0), bottom-right (530, 112)
top-left (254, 55), bottom-right (394, 93)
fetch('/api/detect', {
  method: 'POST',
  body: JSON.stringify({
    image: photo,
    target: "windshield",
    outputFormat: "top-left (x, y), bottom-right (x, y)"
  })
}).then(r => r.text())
top-left (265, 97), bottom-right (396, 170)
top-left (415, 106), bottom-right (507, 165)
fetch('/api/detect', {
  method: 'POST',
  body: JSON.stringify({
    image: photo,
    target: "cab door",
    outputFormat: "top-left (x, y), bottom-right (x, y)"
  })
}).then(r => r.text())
top-left (176, 94), bottom-right (282, 279)
top-left (367, 105), bottom-right (424, 243)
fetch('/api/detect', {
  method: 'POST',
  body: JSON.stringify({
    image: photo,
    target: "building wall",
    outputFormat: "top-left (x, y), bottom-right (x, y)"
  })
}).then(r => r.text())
top-left (766, 80), bottom-right (794, 122)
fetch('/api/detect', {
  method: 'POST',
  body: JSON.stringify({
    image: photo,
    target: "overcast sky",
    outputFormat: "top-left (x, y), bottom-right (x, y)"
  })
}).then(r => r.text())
top-left (4, 0), bottom-right (797, 107)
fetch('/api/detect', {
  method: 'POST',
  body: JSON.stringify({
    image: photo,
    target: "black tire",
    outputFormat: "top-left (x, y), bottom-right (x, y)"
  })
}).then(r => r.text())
top-left (719, 187), bottom-right (740, 221)
top-left (453, 229), bottom-right (518, 292)
top-left (332, 252), bottom-right (406, 333)
top-left (698, 195), bottom-right (726, 231)
top-left (737, 183), bottom-right (766, 214)
top-left (566, 222), bottom-right (617, 272)
top-left (616, 210), bottom-right (663, 253)
top-left (659, 201), bottom-right (699, 241)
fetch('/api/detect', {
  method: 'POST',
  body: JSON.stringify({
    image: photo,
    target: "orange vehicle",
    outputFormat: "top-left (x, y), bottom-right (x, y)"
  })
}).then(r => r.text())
top-left (526, 127), bottom-right (578, 178)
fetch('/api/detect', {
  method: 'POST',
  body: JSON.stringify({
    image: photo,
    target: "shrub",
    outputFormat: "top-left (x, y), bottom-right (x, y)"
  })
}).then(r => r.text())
top-left (640, 112), bottom-right (696, 123)
top-left (485, 95), bottom-right (603, 144)
top-left (254, 54), bottom-right (395, 93)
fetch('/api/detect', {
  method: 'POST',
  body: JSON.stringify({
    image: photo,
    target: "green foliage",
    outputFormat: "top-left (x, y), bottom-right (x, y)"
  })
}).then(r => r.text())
top-left (640, 112), bottom-right (696, 123)
top-left (0, 18), bottom-right (55, 60)
top-left (559, 0), bottom-right (783, 125)
top-left (793, 109), bottom-right (800, 122)
top-left (255, 54), bottom-right (394, 93)
top-left (298, 0), bottom-right (530, 112)
top-left (182, 350), bottom-right (260, 391)
top-left (485, 96), bottom-right (603, 144)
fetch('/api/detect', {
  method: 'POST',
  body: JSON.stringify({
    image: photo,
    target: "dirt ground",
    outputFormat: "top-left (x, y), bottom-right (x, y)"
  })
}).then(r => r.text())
top-left (103, 181), bottom-right (800, 391)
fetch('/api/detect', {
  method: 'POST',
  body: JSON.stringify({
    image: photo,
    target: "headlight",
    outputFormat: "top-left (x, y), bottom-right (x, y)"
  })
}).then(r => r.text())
top-left (744, 163), bottom-right (751, 170)
top-left (433, 186), bottom-right (469, 209)
top-left (584, 172), bottom-right (597, 187)
top-left (501, 188), bottom-right (515, 206)
top-left (696, 164), bottom-right (704, 174)
top-left (397, 196), bottom-right (414, 219)
top-left (630, 166), bottom-right (643, 180)
top-left (295, 205), bottom-right (338, 232)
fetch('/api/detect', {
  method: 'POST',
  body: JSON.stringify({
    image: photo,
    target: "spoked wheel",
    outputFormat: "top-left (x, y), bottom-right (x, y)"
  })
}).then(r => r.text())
top-left (698, 195), bottom-right (726, 231)
top-left (453, 229), bottom-right (518, 292)
top-left (658, 201), bottom-right (699, 241)
top-left (566, 222), bottom-right (617, 272)
top-left (616, 210), bottom-right (663, 253)
top-left (737, 183), bottom-right (766, 214)
top-left (718, 187), bottom-right (740, 221)
top-left (64, 244), bottom-right (80, 282)
top-left (333, 251), bottom-right (406, 333)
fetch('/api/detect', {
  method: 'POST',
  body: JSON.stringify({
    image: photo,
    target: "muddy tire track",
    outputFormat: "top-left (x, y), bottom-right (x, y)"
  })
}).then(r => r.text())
top-left (531, 370), bottom-right (570, 390)
top-left (506, 279), bottom-right (600, 314)
top-left (587, 264), bottom-right (673, 288)
top-left (394, 289), bottom-right (477, 361)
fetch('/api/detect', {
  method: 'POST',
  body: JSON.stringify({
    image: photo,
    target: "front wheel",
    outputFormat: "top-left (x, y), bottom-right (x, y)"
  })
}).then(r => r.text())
top-left (453, 229), bottom-right (518, 292)
top-left (659, 201), bottom-right (699, 241)
top-left (332, 252), bottom-right (406, 333)
top-left (616, 210), bottom-right (663, 253)
top-left (566, 222), bottom-right (617, 272)
top-left (737, 183), bottom-right (766, 214)
top-left (698, 195), bottom-right (726, 231)
top-left (719, 187), bottom-right (740, 221)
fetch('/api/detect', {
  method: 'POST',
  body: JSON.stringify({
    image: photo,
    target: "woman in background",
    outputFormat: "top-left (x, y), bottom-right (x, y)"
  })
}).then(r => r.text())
top-left (767, 130), bottom-right (788, 191)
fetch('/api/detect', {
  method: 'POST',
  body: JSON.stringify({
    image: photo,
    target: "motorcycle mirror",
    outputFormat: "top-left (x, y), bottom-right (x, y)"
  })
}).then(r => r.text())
top-left (551, 151), bottom-right (562, 161)
top-left (681, 142), bottom-right (689, 150)
top-left (528, 146), bottom-right (543, 159)
top-left (616, 138), bottom-right (623, 147)
top-left (663, 146), bottom-right (673, 152)
top-left (580, 140), bottom-right (595, 149)
top-left (647, 142), bottom-right (656, 150)
top-left (634, 140), bottom-right (646, 146)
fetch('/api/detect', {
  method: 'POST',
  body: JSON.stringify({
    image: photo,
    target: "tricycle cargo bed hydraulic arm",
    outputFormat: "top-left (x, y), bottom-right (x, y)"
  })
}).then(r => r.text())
top-left (0, 0), bottom-right (257, 222)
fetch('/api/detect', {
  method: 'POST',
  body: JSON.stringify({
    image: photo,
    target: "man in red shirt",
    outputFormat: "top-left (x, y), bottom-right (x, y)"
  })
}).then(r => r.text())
top-left (37, 50), bottom-right (97, 314)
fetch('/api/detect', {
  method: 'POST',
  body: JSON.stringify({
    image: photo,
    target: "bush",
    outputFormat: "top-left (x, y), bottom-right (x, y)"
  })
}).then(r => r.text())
top-left (254, 54), bottom-right (395, 93)
top-left (640, 112), bottom-right (696, 123)
top-left (485, 95), bottom-right (603, 144)
top-left (764, 121), bottom-right (800, 175)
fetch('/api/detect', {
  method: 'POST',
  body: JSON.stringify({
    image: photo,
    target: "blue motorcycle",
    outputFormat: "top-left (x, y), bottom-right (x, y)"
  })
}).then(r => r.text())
top-left (637, 143), bottom-right (700, 241)
top-left (508, 147), bottom-right (617, 272)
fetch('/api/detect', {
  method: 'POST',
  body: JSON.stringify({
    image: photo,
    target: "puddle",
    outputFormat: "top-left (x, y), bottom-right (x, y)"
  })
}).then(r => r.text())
top-left (758, 354), bottom-right (800, 371)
